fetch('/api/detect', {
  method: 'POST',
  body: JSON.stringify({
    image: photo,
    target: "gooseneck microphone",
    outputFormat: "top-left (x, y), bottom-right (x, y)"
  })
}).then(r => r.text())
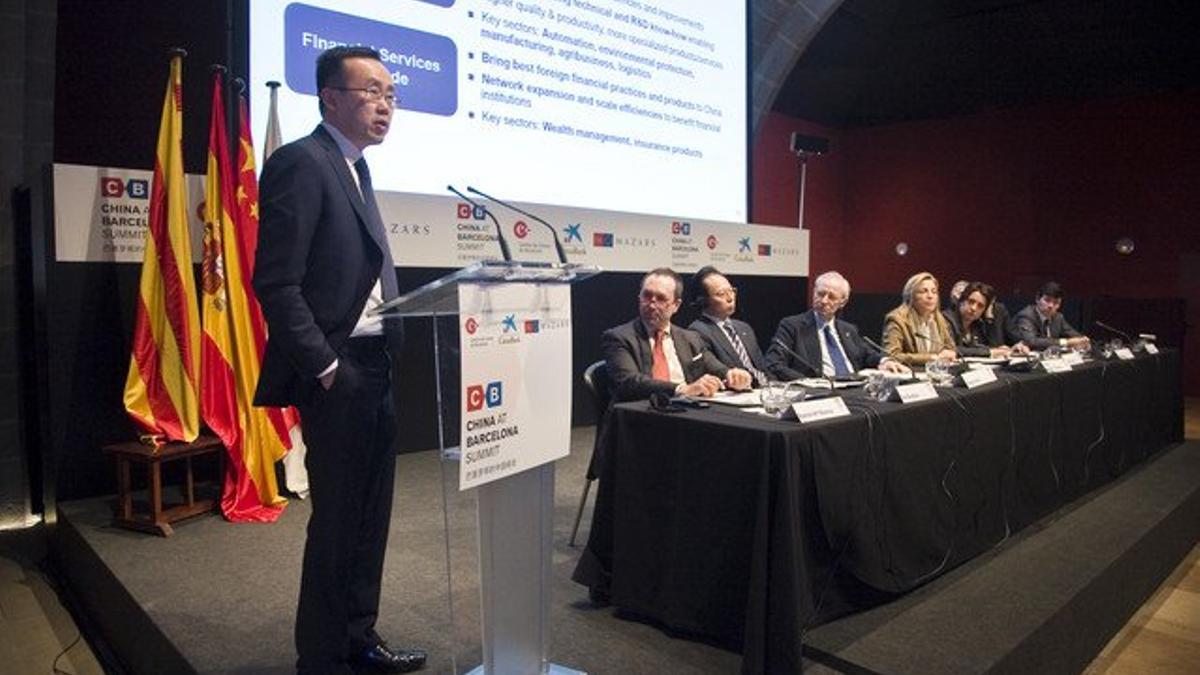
top-left (467, 185), bottom-right (569, 265)
top-left (447, 185), bottom-right (511, 262)
top-left (772, 337), bottom-right (834, 388)
top-left (861, 334), bottom-right (885, 354)
top-left (1093, 320), bottom-right (1133, 345)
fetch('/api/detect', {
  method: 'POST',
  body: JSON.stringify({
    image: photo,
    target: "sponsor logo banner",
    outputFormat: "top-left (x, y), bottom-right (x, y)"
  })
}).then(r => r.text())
top-left (56, 164), bottom-right (809, 277)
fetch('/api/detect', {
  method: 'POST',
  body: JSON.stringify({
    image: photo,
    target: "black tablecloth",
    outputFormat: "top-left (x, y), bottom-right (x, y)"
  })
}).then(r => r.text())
top-left (573, 351), bottom-right (1182, 673)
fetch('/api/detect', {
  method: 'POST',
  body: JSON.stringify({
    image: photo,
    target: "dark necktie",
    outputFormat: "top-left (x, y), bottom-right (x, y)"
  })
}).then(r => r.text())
top-left (723, 322), bottom-right (766, 386)
top-left (823, 324), bottom-right (852, 377)
top-left (352, 157), bottom-right (399, 302)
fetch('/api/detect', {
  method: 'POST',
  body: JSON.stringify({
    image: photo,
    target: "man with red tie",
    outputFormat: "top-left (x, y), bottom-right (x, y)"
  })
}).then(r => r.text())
top-left (574, 268), bottom-right (750, 606)
top-left (603, 267), bottom-right (752, 402)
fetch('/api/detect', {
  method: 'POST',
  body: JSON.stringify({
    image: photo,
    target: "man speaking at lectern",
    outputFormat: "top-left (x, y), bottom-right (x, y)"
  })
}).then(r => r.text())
top-left (253, 47), bottom-right (425, 674)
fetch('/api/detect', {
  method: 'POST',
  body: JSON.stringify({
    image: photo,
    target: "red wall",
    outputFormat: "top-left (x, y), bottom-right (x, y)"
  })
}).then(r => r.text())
top-left (752, 92), bottom-right (1200, 394)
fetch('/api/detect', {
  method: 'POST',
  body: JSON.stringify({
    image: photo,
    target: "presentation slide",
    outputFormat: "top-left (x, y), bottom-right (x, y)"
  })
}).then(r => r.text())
top-left (249, 0), bottom-right (748, 223)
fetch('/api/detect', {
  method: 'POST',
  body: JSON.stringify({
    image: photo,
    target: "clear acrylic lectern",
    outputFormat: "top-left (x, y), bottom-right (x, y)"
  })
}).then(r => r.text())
top-left (373, 260), bottom-right (599, 675)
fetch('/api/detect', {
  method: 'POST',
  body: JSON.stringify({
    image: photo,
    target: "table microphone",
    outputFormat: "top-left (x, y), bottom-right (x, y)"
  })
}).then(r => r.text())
top-left (772, 337), bottom-right (835, 389)
top-left (448, 185), bottom-right (511, 262)
top-left (468, 185), bottom-right (568, 265)
top-left (913, 329), bottom-right (952, 355)
top-left (860, 334), bottom-right (887, 356)
top-left (1093, 320), bottom-right (1134, 345)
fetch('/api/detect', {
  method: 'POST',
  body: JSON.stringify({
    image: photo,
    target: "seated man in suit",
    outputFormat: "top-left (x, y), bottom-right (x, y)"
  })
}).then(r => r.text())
top-left (765, 271), bottom-right (907, 379)
top-left (687, 266), bottom-right (768, 386)
top-left (575, 268), bottom-right (751, 607)
top-left (1013, 281), bottom-right (1090, 351)
top-left (605, 267), bottom-right (752, 401)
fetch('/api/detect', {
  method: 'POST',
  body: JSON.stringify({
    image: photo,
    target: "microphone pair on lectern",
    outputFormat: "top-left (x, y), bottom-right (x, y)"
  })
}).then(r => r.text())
top-left (446, 185), bottom-right (568, 264)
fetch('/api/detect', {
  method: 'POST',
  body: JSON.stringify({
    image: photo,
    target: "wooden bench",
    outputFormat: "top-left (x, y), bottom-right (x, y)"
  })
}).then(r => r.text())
top-left (103, 436), bottom-right (224, 536)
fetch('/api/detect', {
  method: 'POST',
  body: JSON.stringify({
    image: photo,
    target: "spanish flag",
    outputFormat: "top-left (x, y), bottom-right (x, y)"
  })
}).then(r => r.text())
top-left (201, 69), bottom-right (286, 522)
top-left (123, 52), bottom-right (201, 443)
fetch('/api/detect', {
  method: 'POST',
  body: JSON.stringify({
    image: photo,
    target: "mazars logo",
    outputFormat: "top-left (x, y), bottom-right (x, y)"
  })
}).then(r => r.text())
top-left (592, 232), bottom-right (614, 247)
top-left (464, 316), bottom-right (479, 335)
top-left (100, 177), bottom-right (150, 199)
top-left (758, 244), bottom-right (772, 256)
top-left (456, 203), bottom-right (486, 220)
top-left (513, 220), bottom-right (529, 238)
top-left (671, 221), bottom-right (691, 235)
top-left (466, 381), bottom-right (503, 412)
top-left (523, 319), bottom-right (540, 333)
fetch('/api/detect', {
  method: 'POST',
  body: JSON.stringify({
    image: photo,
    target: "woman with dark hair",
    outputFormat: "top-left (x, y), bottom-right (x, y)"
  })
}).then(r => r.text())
top-left (944, 282), bottom-right (1023, 358)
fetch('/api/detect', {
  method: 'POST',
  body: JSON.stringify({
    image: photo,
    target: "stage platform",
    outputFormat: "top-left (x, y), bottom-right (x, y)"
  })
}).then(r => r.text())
top-left (52, 430), bottom-right (1198, 674)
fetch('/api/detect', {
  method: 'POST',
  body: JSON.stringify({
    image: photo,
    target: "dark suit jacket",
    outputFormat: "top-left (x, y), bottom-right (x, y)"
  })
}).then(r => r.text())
top-left (985, 300), bottom-right (1018, 346)
top-left (253, 125), bottom-right (395, 407)
top-left (764, 311), bottom-right (883, 380)
top-left (603, 319), bottom-right (729, 402)
top-left (1013, 304), bottom-right (1082, 350)
top-left (943, 308), bottom-right (996, 357)
top-left (688, 315), bottom-right (766, 372)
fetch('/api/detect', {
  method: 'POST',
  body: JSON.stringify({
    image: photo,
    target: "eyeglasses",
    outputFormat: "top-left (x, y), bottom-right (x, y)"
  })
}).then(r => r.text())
top-left (327, 85), bottom-right (398, 106)
top-left (711, 287), bottom-right (737, 299)
top-left (639, 290), bottom-right (676, 305)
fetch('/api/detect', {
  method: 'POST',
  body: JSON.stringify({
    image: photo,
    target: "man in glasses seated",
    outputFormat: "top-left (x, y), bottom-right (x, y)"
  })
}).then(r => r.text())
top-left (605, 267), bottom-right (753, 402)
top-left (575, 268), bottom-right (751, 607)
top-left (687, 266), bottom-right (769, 387)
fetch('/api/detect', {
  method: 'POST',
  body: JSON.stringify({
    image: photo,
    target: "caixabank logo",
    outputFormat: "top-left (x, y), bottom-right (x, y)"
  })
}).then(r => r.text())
top-left (465, 381), bottom-right (503, 412)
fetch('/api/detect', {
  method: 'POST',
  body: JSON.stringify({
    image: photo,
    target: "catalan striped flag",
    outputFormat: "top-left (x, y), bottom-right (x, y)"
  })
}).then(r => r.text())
top-left (123, 52), bottom-right (201, 443)
top-left (201, 69), bottom-right (286, 522)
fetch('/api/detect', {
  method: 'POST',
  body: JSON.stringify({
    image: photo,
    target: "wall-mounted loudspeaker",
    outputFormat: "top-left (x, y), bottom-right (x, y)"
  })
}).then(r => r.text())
top-left (790, 132), bottom-right (829, 156)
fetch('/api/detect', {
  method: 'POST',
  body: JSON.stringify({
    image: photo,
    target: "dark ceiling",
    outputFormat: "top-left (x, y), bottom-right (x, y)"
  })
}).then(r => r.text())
top-left (772, 0), bottom-right (1200, 127)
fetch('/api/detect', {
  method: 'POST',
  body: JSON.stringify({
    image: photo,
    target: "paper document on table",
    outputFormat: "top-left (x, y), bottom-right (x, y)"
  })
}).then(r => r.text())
top-left (708, 390), bottom-right (763, 407)
top-left (796, 378), bottom-right (866, 389)
top-left (963, 356), bottom-right (1007, 365)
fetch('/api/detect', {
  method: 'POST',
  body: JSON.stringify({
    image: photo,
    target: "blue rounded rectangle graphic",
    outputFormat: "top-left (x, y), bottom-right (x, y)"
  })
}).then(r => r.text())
top-left (284, 3), bottom-right (458, 116)
top-left (413, 0), bottom-right (455, 6)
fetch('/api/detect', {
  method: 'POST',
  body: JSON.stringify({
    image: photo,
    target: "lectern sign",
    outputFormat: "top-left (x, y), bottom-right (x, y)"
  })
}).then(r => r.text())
top-left (458, 282), bottom-right (572, 490)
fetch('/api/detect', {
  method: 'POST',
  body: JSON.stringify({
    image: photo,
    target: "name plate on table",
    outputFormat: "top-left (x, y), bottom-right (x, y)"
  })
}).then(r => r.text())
top-left (1145, 343), bottom-right (1160, 355)
top-left (1115, 348), bottom-right (1135, 360)
top-left (896, 381), bottom-right (938, 403)
top-left (1061, 352), bottom-right (1084, 366)
top-left (961, 367), bottom-right (999, 389)
top-left (792, 396), bottom-right (852, 423)
top-left (1041, 359), bottom-right (1072, 373)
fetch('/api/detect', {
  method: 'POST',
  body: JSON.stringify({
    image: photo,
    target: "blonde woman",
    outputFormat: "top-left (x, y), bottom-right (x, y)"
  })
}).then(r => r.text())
top-left (882, 272), bottom-right (958, 367)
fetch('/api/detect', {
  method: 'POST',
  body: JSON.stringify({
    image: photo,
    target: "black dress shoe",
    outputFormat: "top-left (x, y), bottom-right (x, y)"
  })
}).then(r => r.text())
top-left (349, 643), bottom-right (427, 673)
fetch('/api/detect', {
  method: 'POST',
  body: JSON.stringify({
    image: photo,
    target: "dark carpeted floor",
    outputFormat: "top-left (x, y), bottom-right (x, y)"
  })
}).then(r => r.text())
top-left (58, 427), bottom-right (745, 675)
